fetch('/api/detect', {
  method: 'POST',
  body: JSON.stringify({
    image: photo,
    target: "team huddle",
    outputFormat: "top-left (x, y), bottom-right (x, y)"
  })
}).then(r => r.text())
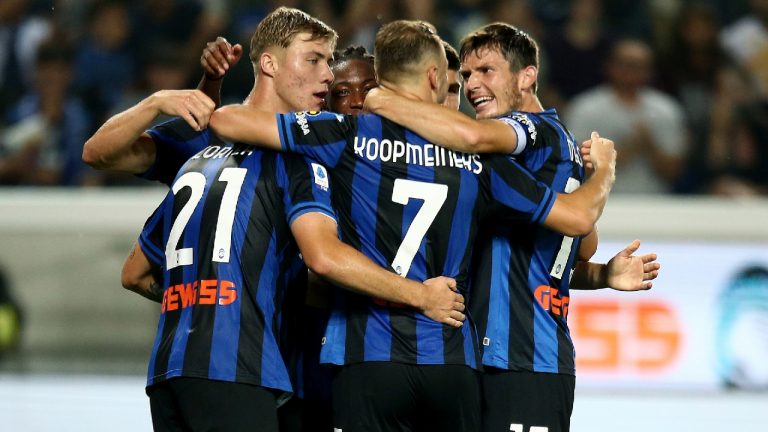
top-left (83, 6), bottom-right (660, 432)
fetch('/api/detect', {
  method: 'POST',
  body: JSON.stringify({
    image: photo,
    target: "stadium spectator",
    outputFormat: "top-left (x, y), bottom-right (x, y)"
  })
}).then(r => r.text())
top-left (720, 0), bottom-right (768, 96)
top-left (541, 0), bottom-right (614, 111)
top-left (0, 0), bottom-right (52, 114)
top-left (1, 38), bottom-right (96, 186)
top-left (658, 4), bottom-right (752, 193)
top-left (73, 0), bottom-right (136, 125)
top-left (566, 38), bottom-right (688, 194)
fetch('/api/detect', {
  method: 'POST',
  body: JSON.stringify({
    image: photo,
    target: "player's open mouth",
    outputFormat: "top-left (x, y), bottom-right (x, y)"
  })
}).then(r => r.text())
top-left (314, 91), bottom-right (328, 101)
top-left (471, 96), bottom-right (494, 109)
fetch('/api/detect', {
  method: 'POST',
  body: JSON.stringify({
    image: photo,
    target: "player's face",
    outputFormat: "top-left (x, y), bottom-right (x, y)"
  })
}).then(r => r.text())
top-left (274, 32), bottom-right (334, 112)
top-left (460, 47), bottom-right (522, 119)
top-left (442, 68), bottom-right (462, 110)
top-left (327, 59), bottom-right (377, 115)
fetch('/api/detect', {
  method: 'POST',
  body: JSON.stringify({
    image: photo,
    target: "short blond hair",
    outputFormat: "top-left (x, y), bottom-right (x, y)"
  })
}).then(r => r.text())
top-left (249, 7), bottom-right (337, 73)
top-left (374, 20), bottom-right (444, 83)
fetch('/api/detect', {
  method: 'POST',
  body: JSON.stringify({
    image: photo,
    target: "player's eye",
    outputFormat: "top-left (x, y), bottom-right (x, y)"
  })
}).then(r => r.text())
top-left (308, 58), bottom-right (319, 65)
top-left (334, 89), bottom-right (350, 97)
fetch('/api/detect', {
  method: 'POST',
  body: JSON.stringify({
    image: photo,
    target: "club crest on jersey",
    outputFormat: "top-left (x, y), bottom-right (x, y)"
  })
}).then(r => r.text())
top-left (311, 163), bottom-right (329, 191)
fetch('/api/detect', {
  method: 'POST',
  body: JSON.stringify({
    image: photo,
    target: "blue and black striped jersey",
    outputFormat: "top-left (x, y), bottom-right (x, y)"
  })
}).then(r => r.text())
top-left (137, 120), bottom-right (335, 393)
top-left (276, 111), bottom-right (558, 369)
top-left (471, 109), bottom-right (585, 375)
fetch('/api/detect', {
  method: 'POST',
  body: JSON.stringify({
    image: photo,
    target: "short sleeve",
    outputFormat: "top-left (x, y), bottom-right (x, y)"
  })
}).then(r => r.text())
top-left (276, 153), bottom-right (337, 225)
top-left (276, 111), bottom-right (355, 168)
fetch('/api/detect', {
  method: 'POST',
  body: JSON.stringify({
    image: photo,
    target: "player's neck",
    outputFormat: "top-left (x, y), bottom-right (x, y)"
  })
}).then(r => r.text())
top-left (519, 91), bottom-right (544, 113)
top-left (379, 81), bottom-right (432, 103)
top-left (243, 79), bottom-right (293, 113)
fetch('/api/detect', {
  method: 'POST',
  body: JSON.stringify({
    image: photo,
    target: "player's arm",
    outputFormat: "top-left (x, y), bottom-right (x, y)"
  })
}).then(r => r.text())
top-left (578, 229), bottom-right (599, 261)
top-left (541, 132), bottom-right (616, 236)
top-left (209, 104), bottom-right (282, 149)
top-left (291, 212), bottom-right (466, 328)
top-left (82, 90), bottom-right (215, 173)
top-left (197, 37), bottom-right (243, 107)
top-left (121, 243), bottom-right (164, 303)
top-left (364, 86), bottom-right (519, 153)
top-left (571, 240), bottom-right (660, 291)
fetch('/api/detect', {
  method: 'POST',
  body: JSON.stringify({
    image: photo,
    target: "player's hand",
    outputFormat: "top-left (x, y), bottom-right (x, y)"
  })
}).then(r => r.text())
top-left (149, 89), bottom-right (216, 131)
top-left (201, 37), bottom-right (243, 80)
top-left (579, 137), bottom-right (594, 173)
top-left (585, 131), bottom-right (616, 178)
top-left (605, 240), bottom-right (660, 291)
top-left (362, 86), bottom-right (397, 113)
top-left (420, 276), bottom-right (465, 328)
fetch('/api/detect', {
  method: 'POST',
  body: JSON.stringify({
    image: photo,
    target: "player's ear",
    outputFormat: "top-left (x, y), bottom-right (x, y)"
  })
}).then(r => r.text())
top-left (260, 52), bottom-right (278, 78)
top-left (519, 65), bottom-right (537, 92)
top-left (427, 65), bottom-right (439, 92)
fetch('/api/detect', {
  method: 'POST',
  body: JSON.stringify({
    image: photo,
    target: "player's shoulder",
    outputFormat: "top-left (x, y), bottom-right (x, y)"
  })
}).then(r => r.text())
top-left (151, 117), bottom-right (210, 142)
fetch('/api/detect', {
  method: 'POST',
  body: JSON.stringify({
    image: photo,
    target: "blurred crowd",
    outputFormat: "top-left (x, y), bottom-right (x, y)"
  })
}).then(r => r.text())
top-left (0, 0), bottom-right (766, 195)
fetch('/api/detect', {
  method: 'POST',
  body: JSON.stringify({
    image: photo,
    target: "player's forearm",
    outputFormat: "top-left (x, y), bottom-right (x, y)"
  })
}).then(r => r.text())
top-left (571, 261), bottom-right (608, 290)
top-left (124, 278), bottom-right (164, 303)
top-left (561, 167), bottom-right (613, 235)
top-left (307, 242), bottom-right (424, 308)
top-left (367, 91), bottom-right (516, 153)
top-left (82, 96), bottom-right (160, 173)
top-left (197, 74), bottom-right (223, 107)
top-left (209, 105), bottom-right (282, 150)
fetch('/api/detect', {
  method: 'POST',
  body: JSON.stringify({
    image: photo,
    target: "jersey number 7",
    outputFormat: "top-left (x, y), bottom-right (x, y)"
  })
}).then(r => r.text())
top-left (390, 179), bottom-right (448, 277)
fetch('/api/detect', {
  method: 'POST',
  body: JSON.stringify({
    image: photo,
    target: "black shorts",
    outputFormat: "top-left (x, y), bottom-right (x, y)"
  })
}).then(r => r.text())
top-left (332, 362), bottom-right (480, 432)
top-left (277, 395), bottom-right (333, 432)
top-left (147, 377), bottom-right (279, 432)
top-left (481, 369), bottom-right (575, 432)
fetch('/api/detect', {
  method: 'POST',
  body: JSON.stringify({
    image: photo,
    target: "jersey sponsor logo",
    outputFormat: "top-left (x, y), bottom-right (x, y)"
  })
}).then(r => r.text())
top-left (190, 145), bottom-right (253, 160)
top-left (353, 136), bottom-right (483, 173)
top-left (161, 279), bottom-right (237, 313)
top-left (534, 285), bottom-right (570, 318)
top-left (311, 162), bottom-right (329, 191)
top-left (295, 112), bottom-right (311, 135)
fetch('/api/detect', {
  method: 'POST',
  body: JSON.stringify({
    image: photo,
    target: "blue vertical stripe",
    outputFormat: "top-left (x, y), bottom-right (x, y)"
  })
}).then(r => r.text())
top-left (320, 294), bottom-right (348, 365)
top-left (364, 308), bottom-right (392, 361)
top-left (483, 236), bottom-right (511, 367)
top-left (208, 158), bottom-right (261, 381)
top-left (256, 231), bottom-right (290, 386)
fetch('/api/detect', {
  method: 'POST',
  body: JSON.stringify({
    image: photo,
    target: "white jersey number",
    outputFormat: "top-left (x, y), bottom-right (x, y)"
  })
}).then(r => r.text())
top-left (549, 177), bottom-right (581, 279)
top-left (390, 179), bottom-right (448, 277)
top-left (165, 168), bottom-right (247, 269)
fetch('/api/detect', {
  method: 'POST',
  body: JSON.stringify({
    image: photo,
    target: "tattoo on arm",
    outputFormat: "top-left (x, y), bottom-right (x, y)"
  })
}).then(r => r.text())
top-left (147, 281), bottom-right (163, 303)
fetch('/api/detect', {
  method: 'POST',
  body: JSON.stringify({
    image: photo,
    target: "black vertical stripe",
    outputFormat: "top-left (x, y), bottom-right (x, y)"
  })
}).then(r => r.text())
top-left (507, 231), bottom-right (536, 370)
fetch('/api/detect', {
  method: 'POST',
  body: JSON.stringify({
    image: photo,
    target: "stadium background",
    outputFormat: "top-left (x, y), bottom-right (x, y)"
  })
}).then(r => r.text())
top-left (1, 0), bottom-right (767, 430)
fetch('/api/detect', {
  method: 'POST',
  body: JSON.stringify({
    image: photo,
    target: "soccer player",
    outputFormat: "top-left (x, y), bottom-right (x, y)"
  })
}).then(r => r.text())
top-left (363, 23), bottom-right (660, 432)
top-left (209, 19), bottom-right (617, 432)
top-left (90, 8), bottom-right (464, 432)
top-left (326, 45), bottom-right (378, 115)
